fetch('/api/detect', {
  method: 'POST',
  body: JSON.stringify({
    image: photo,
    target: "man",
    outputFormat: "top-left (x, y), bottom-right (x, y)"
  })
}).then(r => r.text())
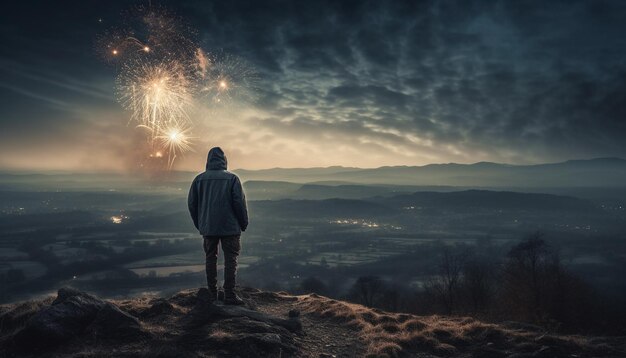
top-left (188, 147), bottom-right (249, 305)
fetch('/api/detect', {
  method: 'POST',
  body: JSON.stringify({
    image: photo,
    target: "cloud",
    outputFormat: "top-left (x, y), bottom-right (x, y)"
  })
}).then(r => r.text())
top-left (195, 0), bottom-right (626, 166)
top-left (0, 82), bottom-right (70, 109)
top-left (1, 0), bottom-right (626, 170)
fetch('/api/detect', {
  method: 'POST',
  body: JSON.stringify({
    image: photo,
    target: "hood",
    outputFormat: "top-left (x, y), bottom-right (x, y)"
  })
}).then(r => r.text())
top-left (206, 147), bottom-right (227, 170)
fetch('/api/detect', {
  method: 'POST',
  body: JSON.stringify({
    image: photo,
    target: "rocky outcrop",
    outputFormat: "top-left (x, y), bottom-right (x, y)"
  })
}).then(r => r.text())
top-left (0, 287), bottom-right (303, 358)
top-left (185, 288), bottom-right (302, 333)
top-left (9, 287), bottom-right (142, 352)
top-left (1, 287), bottom-right (623, 358)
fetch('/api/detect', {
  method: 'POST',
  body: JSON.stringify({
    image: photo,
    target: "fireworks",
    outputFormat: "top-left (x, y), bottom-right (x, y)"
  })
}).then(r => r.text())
top-left (95, 5), bottom-right (196, 65)
top-left (198, 51), bottom-right (260, 106)
top-left (98, 5), bottom-right (259, 170)
top-left (116, 60), bottom-right (193, 139)
top-left (156, 125), bottom-right (194, 169)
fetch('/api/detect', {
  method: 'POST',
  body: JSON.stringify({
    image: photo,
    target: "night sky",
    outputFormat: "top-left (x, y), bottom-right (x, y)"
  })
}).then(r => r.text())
top-left (1, 0), bottom-right (625, 171)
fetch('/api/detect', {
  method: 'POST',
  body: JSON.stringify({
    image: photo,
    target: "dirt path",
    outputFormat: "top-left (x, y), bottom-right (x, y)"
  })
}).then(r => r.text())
top-left (253, 295), bottom-right (366, 357)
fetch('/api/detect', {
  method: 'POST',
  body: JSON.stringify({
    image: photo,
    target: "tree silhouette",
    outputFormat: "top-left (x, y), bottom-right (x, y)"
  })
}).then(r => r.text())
top-left (300, 276), bottom-right (327, 295)
top-left (425, 248), bottom-right (465, 314)
top-left (350, 276), bottom-right (385, 307)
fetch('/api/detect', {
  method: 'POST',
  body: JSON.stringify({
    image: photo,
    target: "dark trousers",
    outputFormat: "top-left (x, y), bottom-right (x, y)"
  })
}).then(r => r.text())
top-left (203, 235), bottom-right (241, 292)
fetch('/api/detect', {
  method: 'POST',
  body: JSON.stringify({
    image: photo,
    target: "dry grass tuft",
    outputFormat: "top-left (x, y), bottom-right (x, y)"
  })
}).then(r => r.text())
top-left (209, 329), bottom-right (234, 340)
top-left (365, 341), bottom-right (402, 358)
top-left (295, 293), bottom-right (615, 357)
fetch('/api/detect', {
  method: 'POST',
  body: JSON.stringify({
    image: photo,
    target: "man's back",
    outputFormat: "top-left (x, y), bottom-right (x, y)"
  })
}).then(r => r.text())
top-left (188, 147), bottom-right (248, 236)
top-left (189, 147), bottom-right (248, 305)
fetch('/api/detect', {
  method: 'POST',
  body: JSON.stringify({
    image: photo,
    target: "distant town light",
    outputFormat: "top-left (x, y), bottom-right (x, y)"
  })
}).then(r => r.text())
top-left (110, 215), bottom-right (128, 224)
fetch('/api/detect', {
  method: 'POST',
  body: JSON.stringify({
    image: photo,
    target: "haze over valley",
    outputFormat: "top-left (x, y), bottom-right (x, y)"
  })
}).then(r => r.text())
top-left (3, 157), bottom-right (625, 319)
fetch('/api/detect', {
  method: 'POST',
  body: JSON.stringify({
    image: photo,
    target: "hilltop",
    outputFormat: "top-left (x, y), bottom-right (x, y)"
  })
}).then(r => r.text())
top-left (1, 288), bottom-right (624, 357)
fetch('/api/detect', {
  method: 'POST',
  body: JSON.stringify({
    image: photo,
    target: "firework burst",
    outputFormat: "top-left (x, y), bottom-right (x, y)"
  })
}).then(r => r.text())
top-left (198, 51), bottom-right (260, 106)
top-left (98, 6), bottom-right (259, 171)
top-left (116, 60), bottom-right (193, 141)
top-left (155, 125), bottom-right (194, 169)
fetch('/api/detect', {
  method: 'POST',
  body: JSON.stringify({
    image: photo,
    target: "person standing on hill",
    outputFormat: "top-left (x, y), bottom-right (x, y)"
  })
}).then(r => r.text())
top-left (188, 147), bottom-right (249, 305)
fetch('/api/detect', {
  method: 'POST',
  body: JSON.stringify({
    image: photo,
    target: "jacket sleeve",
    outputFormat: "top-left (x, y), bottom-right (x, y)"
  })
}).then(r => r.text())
top-left (232, 176), bottom-right (249, 231)
top-left (188, 179), bottom-right (199, 230)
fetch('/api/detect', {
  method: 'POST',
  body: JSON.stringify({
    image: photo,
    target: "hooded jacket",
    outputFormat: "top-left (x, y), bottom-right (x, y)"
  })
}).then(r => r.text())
top-left (188, 147), bottom-right (249, 236)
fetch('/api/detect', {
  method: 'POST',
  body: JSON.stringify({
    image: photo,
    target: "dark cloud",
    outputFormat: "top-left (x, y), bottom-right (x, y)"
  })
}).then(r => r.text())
top-left (1, 0), bottom-right (625, 170)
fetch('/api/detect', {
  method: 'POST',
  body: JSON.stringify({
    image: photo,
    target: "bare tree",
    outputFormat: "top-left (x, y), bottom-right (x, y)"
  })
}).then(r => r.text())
top-left (425, 248), bottom-right (465, 314)
top-left (300, 276), bottom-right (327, 295)
top-left (501, 232), bottom-right (559, 321)
top-left (462, 259), bottom-right (495, 313)
top-left (349, 276), bottom-right (385, 307)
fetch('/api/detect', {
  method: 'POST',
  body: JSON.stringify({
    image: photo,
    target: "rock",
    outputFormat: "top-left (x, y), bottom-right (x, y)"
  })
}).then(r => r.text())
top-left (196, 287), bottom-right (211, 304)
top-left (591, 342), bottom-right (619, 356)
top-left (178, 315), bottom-right (298, 357)
top-left (141, 299), bottom-right (176, 318)
top-left (13, 288), bottom-right (106, 349)
top-left (145, 345), bottom-right (197, 358)
top-left (532, 345), bottom-right (569, 358)
top-left (217, 304), bottom-right (302, 333)
top-left (288, 309), bottom-right (300, 318)
top-left (168, 289), bottom-right (200, 307)
top-left (515, 342), bottom-right (540, 353)
top-left (87, 302), bottom-right (142, 339)
top-left (185, 301), bottom-right (302, 333)
top-left (183, 289), bottom-right (302, 333)
top-left (474, 346), bottom-right (507, 358)
top-left (181, 289), bottom-right (219, 327)
top-left (11, 287), bottom-right (142, 351)
top-left (0, 300), bottom-right (49, 334)
top-left (53, 287), bottom-right (90, 305)
top-left (506, 354), bottom-right (534, 358)
top-left (210, 332), bottom-right (294, 357)
top-left (434, 343), bottom-right (458, 356)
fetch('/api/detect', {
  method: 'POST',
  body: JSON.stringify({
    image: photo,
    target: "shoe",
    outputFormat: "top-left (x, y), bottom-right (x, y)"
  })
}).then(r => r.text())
top-left (224, 291), bottom-right (244, 305)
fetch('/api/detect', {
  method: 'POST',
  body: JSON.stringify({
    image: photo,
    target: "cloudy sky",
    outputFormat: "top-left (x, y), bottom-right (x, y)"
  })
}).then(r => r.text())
top-left (1, 0), bottom-right (625, 172)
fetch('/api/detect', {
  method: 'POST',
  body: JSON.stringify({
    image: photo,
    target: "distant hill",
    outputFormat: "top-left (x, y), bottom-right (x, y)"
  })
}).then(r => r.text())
top-left (250, 198), bottom-right (397, 219)
top-left (379, 190), bottom-right (600, 213)
top-left (234, 157), bottom-right (626, 187)
top-left (244, 181), bottom-right (458, 200)
top-left (3, 158), bottom-right (625, 190)
top-left (1, 287), bottom-right (623, 357)
top-left (234, 165), bottom-right (361, 182)
top-left (245, 190), bottom-right (600, 220)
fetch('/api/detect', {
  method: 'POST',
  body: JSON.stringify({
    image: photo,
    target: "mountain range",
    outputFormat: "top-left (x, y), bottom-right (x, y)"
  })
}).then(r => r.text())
top-left (235, 157), bottom-right (626, 187)
top-left (1, 158), bottom-right (625, 191)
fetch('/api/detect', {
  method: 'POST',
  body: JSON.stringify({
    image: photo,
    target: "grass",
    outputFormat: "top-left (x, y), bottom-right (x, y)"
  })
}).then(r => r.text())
top-left (295, 293), bottom-right (616, 357)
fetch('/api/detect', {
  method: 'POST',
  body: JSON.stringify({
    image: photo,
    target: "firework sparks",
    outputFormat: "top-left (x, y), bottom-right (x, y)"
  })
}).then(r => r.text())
top-left (198, 52), bottom-right (260, 106)
top-left (98, 6), bottom-right (259, 171)
top-left (156, 125), bottom-right (194, 169)
top-left (116, 60), bottom-right (193, 141)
